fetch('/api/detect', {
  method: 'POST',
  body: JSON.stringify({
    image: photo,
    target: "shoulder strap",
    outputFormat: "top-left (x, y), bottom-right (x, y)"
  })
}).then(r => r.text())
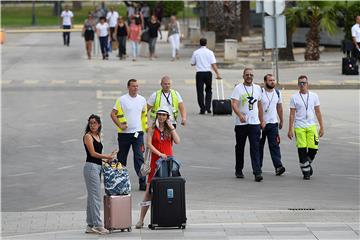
top-left (275, 88), bottom-right (280, 98)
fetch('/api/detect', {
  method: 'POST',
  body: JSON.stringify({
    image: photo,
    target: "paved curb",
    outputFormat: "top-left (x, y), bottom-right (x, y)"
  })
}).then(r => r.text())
top-left (217, 60), bottom-right (341, 69)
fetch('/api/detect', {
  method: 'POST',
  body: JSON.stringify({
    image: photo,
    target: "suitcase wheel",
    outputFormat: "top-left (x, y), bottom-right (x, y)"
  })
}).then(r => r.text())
top-left (148, 224), bottom-right (155, 230)
top-left (181, 225), bottom-right (186, 229)
top-left (128, 227), bottom-right (132, 232)
top-left (121, 229), bottom-right (125, 232)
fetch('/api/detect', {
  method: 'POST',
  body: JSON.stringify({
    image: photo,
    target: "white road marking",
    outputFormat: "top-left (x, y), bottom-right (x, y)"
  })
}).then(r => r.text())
top-left (338, 136), bottom-right (359, 139)
top-left (24, 80), bottom-right (39, 85)
top-left (50, 80), bottom-right (65, 84)
top-left (1, 80), bottom-right (13, 85)
top-left (27, 202), bottom-right (64, 211)
top-left (78, 80), bottom-right (94, 85)
top-left (330, 174), bottom-right (360, 178)
top-left (60, 139), bottom-right (78, 144)
top-left (57, 165), bottom-right (74, 170)
top-left (18, 144), bottom-right (41, 149)
top-left (347, 142), bottom-right (360, 145)
top-left (104, 80), bottom-right (121, 84)
top-left (8, 172), bottom-right (35, 177)
top-left (96, 90), bottom-right (122, 100)
top-left (76, 194), bottom-right (87, 200)
top-left (185, 79), bottom-right (195, 85)
top-left (190, 165), bottom-right (222, 170)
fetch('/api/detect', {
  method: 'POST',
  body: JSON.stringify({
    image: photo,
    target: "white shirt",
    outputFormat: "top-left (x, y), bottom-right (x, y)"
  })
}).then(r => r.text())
top-left (147, 90), bottom-right (183, 124)
top-left (191, 47), bottom-right (216, 72)
top-left (61, 10), bottom-right (73, 26)
top-left (113, 94), bottom-right (147, 133)
top-left (261, 88), bottom-right (282, 124)
top-left (96, 22), bottom-right (109, 37)
top-left (231, 83), bottom-right (262, 125)
top-left (289, 91), bottom-right (320, 129)
top-left (351, 23), bottom-right (360, 43)
top-left (106, 11), bottom-right (119, 27)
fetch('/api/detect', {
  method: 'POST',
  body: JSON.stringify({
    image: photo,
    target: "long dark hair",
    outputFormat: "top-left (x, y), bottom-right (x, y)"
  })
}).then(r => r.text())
top-left (152, 115), bottom-right (172, 140)
top-left (84, 114), bottom-right (102, 135)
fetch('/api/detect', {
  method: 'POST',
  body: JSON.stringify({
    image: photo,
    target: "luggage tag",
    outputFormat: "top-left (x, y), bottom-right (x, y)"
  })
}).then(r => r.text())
top-left (134, 132), bottom-right (139, 138)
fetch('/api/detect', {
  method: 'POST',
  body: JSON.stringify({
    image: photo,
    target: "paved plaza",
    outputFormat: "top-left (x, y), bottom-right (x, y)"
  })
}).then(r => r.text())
top-left (1, 31), bottom-right (359, 240)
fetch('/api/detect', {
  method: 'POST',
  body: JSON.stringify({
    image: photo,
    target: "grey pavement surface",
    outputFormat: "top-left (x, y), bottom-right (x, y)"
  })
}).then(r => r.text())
top-left (1, 32), bottom-right (359, 239)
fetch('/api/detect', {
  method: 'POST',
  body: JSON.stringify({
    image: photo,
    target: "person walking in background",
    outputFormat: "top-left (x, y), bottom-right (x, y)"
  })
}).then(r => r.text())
top-left (147, 76), bottom-right (186, 128)
top-left (135, 106), bottom-right (180, 229)
top-left (60, 5), bottom-right (73, 46)
top-left (83, 114), bottom-right (116, 235)
top-left (96, 16), bottom-right (110, 60)
top-left (351, 15), bottom-right (360, 61)
top-left (128, 17), bottom-right (142, 61)
top-left (259, 74), bottom-right (286, 176)
top-left (124, 1), bottom-right (136, 24)
top-left (231, 68), bottom-right (265, 182)
top-left (147, 15), bottom-right (162, 60)
top-left (288, 75), bottom-right (324, 180)
top-left (114, 16), bottom-right (129, 60)
top-left (82, 13), bottom-right (96, 60)
top-left (110, 79), bottom-right (148, 191)
top-left (154, 2), bottom-right (163, 24)
top-left (106, 7), bottom-right (119, 47)
top-left (191, 38), bottom-right (221, 114)
top-left (141, 3), bottom-right (151, 29)
top-left (167, 15), bottom-right (181, 61)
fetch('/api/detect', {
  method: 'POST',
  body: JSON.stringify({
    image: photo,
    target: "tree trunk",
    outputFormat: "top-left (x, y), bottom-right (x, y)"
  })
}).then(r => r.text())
top-left (240, 1), bottom-right (250, 36)
top-left (53, 1), bottom-right (61, 16)
top-left (304, 15), bottom-right (320, 60)
top-left (207, 1), bottom-right (226, 42)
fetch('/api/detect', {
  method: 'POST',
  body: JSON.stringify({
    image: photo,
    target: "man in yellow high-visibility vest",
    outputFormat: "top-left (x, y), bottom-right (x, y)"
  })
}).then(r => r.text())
top-left (147, 76), bottom-right (186, 128)
top-left (110, 79), bottom-right (148, 191)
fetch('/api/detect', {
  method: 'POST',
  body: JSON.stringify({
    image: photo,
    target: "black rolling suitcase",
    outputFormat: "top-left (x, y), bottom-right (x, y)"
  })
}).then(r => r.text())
top-left (149, 158), bottom-right (186, 230)
top-left (342, 57), bottom-right (359, 75)
top-left (212, 79), bottom-right (232, 115)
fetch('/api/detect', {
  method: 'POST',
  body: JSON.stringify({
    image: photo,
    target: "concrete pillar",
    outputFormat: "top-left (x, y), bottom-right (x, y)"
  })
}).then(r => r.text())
top-left (224, 39), bottom-right (238, 62)
top-left (189, 27), bottom-right (201, 44)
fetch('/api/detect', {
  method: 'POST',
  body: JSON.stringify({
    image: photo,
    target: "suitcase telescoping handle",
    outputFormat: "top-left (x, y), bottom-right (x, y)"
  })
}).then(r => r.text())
top-left (215, 79), bottom-right (225, 100)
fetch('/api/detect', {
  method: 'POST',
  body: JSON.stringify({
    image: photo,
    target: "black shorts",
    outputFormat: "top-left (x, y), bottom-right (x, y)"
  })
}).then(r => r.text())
top-left (84, 30), bottom-right (94, 41)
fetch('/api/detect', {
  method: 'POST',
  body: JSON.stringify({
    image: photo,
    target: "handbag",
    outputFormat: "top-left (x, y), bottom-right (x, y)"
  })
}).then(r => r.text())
top-left (141, 30), bottom-right (150, 43)
top-left (140, 147), bottom-right (151, 176)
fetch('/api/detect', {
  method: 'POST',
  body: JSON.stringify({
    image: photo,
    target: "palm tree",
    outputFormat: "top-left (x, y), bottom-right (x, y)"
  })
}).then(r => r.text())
top-left (279, 2), bottom-right (298, 61)
top-left (297, 1), bottom-right (339, 61)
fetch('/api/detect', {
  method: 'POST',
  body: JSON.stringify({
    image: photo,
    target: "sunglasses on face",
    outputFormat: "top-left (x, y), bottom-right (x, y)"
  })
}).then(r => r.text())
top-left (245, 74), bottom-right (254, 77)
top-left (298, 82), bottom-right (307, 86)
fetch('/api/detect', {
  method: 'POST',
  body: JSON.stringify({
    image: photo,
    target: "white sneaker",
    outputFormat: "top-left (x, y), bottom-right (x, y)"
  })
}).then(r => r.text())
top-left (92, 226), bottom-right (109, 235)
top-left (85, 226), bottom-right (94, 233)
top-left (135, 220), bottom-right (144, 229)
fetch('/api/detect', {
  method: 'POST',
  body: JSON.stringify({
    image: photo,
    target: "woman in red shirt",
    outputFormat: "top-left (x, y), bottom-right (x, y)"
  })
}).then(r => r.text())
top-left (128, 17), bottom-right (142, 61)
top-left (135, 106), bottom-right (180, 229)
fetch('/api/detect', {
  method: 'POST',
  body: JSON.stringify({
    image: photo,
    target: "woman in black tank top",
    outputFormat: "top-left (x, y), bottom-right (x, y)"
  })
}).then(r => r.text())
top-left (114, 16), bottom-right (129, 59)
top-left (83, 114), bottom-right (116, 234)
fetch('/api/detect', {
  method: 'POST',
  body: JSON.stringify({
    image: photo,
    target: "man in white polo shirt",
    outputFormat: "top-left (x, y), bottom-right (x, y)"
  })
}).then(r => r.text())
top-left (259, 74), bottom-right (285, 176)
top-left (351, 15), bottom-right (360, 61)
top-left (288, 75), bottom-right (324, 180)
top-left (191, 38), bottom-right (221, 114)
top-left (60, 5), bottom-right (74, 46)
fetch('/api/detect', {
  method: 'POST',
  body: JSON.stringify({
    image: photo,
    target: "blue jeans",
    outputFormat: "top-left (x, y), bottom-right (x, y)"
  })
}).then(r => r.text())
top-left (130, 40), bottom-right (139, 58)
top-left (259, 123), bottom-right (283, 169)
top-left (83, 162), bottom-right (103, 227)
top-left (99, 36), bottom-right (109, 57)
top-left (117, 132), bottom-right (146, 185)
top-left (148, 37), bottom-right (157, 55)
top-left (235, 124), bottom-right (262, 175)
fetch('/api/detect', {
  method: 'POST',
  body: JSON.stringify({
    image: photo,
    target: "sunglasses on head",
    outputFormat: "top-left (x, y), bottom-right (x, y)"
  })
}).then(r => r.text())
top-left (157, 113), bottom-right (168, 116)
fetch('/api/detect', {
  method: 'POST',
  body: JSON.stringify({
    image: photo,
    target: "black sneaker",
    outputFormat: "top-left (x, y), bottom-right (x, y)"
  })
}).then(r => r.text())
top-left (255, 174), bottom-right (263, 182)
top-left (207, 110), bottom-right (212, 114)
top-left (275, 166), bottom-right (286, 176)
top-left (139, 183), bottom-right (146, 191)
top-left (199, 110), bottom-right (205, 115)
top-left (309, 165), bottom-right (313, 176)
top-left (235, 171), bottom-right (244, 178)
top-left (303, 174), bottom-right (310, 180)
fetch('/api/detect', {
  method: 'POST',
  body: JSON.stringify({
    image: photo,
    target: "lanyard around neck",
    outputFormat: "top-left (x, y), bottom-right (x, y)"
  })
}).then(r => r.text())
top-left (162, 90), bottom-right (171, 105)
top-left (243, 84), bottom-right (253, 97)
top-left (299, 92), bottom-right (309, 112)
top-left (264, 90), bottom-right (275, 112)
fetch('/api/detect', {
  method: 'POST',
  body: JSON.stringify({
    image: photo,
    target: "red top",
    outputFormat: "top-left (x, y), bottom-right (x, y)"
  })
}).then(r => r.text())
top-left (147, 127), bottom-right (173, 183)
top-left (129, 23), bottom-right (141, 41)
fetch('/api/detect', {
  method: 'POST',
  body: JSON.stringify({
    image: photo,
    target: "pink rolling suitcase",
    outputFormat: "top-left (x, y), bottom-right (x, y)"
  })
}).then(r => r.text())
top-left (103, 194), bottom-right (132, 232)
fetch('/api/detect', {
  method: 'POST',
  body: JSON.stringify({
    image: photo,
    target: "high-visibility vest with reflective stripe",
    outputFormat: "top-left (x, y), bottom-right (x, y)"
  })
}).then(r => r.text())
top-left (150, 89), bottom-right (179, 120)
top-left (115, 98), bottom-right (148, 133)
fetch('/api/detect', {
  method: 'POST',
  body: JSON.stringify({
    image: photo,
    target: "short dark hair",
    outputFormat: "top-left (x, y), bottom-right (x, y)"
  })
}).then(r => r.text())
top-left (127, 79), bottom-right (137, 87)
top-left (99, 16), bottom-right (106, 21)
top-left (298, 75), bottom-right (308, 81)
top-left (264, 74), bottom-right (273, 81)
top-left (200, 38), bottom-right (207, 46)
